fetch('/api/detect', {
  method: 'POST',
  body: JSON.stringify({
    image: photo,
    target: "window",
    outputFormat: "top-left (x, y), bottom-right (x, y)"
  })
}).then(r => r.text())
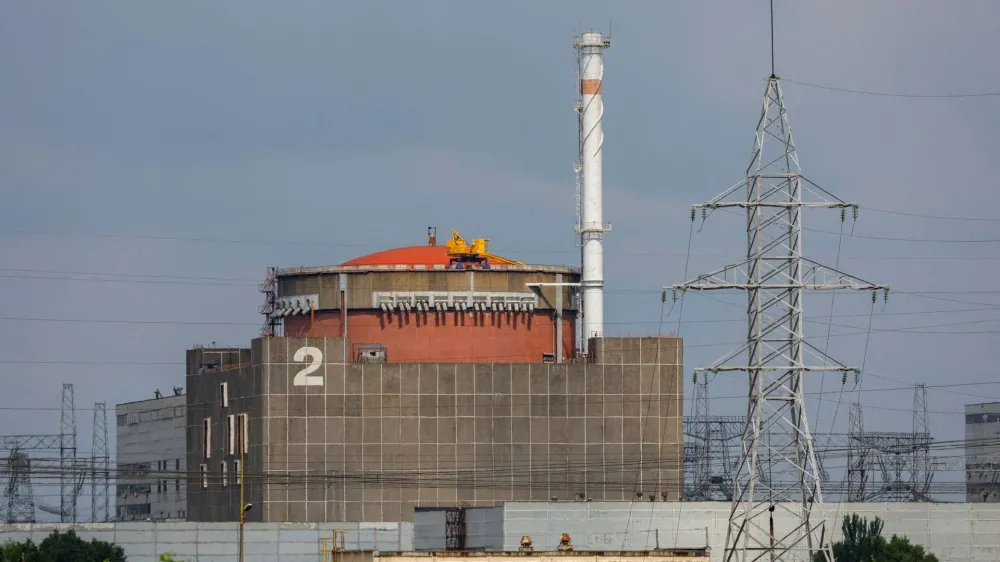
top-left (116, 414), bottom-right (127, 426)
top-left (175, 478), bottom-right (180, 492)
top-left (238, 413), bottom-right (249, 454)
top-left (226, 414), bottom-right (236, 455)
top-left (234, 459), bottom-right (241, 485)
top-left (200, 464), bottom-right (208, 488)
top-left (175, 459), bottom-right (180, 471)
top-left (220, 382), bottom-right (229, 408)
top-left (157, 481), bottom-right (162, 494)
top-left (221, 461), bottom-right (228, 487)
top-left (203, 418), bottom-right (211, 458)
top-left (174, 406), bottom-right (184, 418)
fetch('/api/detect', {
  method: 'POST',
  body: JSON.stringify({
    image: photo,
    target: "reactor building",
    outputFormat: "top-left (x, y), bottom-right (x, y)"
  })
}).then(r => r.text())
top-left (185, 232), bottom-right (684, 523)
top-left (184, 30), bottom-right (683, 523)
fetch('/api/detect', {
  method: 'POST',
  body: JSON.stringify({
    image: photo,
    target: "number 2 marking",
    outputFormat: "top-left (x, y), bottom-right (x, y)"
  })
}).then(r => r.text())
top-left (293, 346), bottom-right (323, 386)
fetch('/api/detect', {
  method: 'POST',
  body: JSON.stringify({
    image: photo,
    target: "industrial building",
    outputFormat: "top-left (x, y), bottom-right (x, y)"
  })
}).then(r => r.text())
top-left (115, 391), bottom-right (187, 521)
top-left (186, 328), bottom-right (684, 523)
top-left (965, 401), bottom-right (1000, 502)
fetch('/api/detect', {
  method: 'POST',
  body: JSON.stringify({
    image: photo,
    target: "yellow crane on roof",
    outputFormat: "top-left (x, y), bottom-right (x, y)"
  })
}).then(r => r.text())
top-left (445, 230), bottom-right (523, 267)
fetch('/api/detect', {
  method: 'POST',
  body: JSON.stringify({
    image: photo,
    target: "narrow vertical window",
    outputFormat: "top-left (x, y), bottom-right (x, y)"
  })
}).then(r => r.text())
top-left (220, 382), bottom-right (229, 408)
top-left (221, 461), bottom-right (228, 487)
top-left (227, 414), bottom-right (236, 455)
top-left (234, 459), bottom-right (242, 485)
top-left (203, 418), bottom-right (212, 459)
top-left (200, 464), bottom-right (208, 489)
top-left (239, 413), bottom-right (249, 454)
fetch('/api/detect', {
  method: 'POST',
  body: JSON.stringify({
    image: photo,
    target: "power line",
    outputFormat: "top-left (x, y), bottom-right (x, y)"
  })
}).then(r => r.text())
top-left (783, 77), bottom-right (1000, 99)
top-left (866, 207), bottom-right (1000, 223)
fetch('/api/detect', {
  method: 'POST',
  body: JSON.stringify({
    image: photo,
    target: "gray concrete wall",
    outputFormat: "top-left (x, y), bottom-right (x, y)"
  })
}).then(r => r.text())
top-left (456, 501), bottom-right (1000, 562)
top-left (412, 509), bottom-right (447, 551)
top-left (464, 506), bottom-right (504, 551)
top-left (0, 521), bottom-right (413, 562)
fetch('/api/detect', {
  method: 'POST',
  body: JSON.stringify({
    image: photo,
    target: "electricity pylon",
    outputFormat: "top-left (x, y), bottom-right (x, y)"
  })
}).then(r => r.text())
top-left (665, 75), bottom-right (887, 561)
top-left (91, 402), bottom-right (110, 522)
top-left (911, 384), bottom-right (931, 499)
top-left (846, 402), bottom-right (868, 501)
top-left (60, 383), bottom-right (77, 523)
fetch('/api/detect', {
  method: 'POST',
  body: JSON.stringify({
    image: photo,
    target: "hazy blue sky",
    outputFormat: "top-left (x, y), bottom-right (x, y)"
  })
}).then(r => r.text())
top-left (2, 1), bottom-right (1000, 510)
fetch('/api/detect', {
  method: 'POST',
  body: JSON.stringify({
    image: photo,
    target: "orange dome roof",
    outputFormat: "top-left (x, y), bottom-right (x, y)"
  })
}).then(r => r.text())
top-left (341, 245), bottom-right (451, 267)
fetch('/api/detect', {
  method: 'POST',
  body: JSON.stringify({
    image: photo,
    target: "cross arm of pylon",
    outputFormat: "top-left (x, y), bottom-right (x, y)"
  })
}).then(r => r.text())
top-left (0, 435), bottom-right (62, 450)
top-left (664, 258), bottom-right (888, 295)
top-left (688, 173), bottom-right (857, 213)
top-left (692, 337), bottom-right (860, 376)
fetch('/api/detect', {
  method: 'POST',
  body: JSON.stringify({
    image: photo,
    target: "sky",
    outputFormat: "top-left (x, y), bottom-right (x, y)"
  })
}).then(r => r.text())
top-left (2, 0), bottom-right (1000, 512)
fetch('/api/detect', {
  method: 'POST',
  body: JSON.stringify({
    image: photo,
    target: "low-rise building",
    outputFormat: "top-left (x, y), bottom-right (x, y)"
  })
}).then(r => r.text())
top-left (965, 402), bottom-right (1000, 502)
top-left (115, 392), bottom-right (187, 520)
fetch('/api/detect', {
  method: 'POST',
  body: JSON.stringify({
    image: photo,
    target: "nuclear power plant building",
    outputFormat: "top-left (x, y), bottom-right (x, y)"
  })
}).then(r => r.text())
top-left (185, 240), bottom-right (685, 522)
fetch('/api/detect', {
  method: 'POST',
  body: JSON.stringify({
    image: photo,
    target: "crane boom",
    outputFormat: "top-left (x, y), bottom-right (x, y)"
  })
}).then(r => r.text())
top-left (445, 230), bottom-right (523, 267)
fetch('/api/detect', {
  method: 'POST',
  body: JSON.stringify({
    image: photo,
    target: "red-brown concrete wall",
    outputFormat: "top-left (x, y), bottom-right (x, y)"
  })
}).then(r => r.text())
top-left (284, 310), bottom-right (577, 363)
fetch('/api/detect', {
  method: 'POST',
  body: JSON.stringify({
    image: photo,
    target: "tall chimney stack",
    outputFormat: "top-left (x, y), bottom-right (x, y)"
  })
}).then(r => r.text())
top-left (574, 31), bottom-right (611, 344)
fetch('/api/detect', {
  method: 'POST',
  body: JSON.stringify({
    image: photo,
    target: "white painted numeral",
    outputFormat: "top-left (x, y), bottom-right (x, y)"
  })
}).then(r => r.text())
top-left (292, 346), bottom-right (324, 386)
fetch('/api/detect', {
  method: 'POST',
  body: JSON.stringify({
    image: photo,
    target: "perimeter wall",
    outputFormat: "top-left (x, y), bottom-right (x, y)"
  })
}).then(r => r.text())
top-left (420, 501), bottom-right (1000, 562)
top-left (0, 521), bottom-right (412, 562)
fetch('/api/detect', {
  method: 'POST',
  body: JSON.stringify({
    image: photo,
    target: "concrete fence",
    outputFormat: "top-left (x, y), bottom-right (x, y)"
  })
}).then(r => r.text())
top-left (0, 521), bottom-right (414, 562)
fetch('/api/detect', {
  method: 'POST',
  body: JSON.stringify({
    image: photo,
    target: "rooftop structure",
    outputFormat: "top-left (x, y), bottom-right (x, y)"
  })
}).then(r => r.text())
top-left (273, 230), bottom-right (581, 363)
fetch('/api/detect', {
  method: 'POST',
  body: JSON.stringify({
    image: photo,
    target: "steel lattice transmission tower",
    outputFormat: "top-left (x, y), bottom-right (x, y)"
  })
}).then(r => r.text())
top-left (665, 75), bottom-right (887, 561)
top-left (59, 383), bottom-right (77, 523)
top-left (692, 373), bottom-right (712, 497)
top-left (4, 448), bottom-right (35, 523)
top-left (912, 384), bottom-right (931, 499)
top-left (91, 402), bottom-right (110, 522)
top-left (846, 402), bottom-right (869, 501)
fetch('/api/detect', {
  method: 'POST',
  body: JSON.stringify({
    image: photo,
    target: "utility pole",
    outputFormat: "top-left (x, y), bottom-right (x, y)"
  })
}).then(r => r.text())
top-left (664, 75), bottom-right (887, 560)
top-left (238, 413), bottom-right (251, 562)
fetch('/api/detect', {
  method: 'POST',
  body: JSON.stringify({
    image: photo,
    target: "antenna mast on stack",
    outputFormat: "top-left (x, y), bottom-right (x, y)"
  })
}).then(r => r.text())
top-left (664, 6), bottom-right (887, 558)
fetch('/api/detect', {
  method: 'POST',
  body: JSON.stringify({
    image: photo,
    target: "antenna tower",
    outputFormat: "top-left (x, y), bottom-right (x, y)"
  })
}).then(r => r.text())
top-left (91, 402), bottom-right (109, 522)
top-left (59, 383), bottom-right (78, 523)
top-left (258, 267), bottom-right (280, 337)
top-left (665, 74), bottom-right (887, 560)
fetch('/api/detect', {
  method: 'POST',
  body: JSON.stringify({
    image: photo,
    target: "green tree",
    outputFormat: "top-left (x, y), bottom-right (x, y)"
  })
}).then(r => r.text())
top-left (0, 538), bottom-right (44, 562)
top-left (813, 514), bottom-right (938, 562)
top-left (880, 535), bottom-right (938, 562)
top-left (0, 530), bottom-right (126, 562)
